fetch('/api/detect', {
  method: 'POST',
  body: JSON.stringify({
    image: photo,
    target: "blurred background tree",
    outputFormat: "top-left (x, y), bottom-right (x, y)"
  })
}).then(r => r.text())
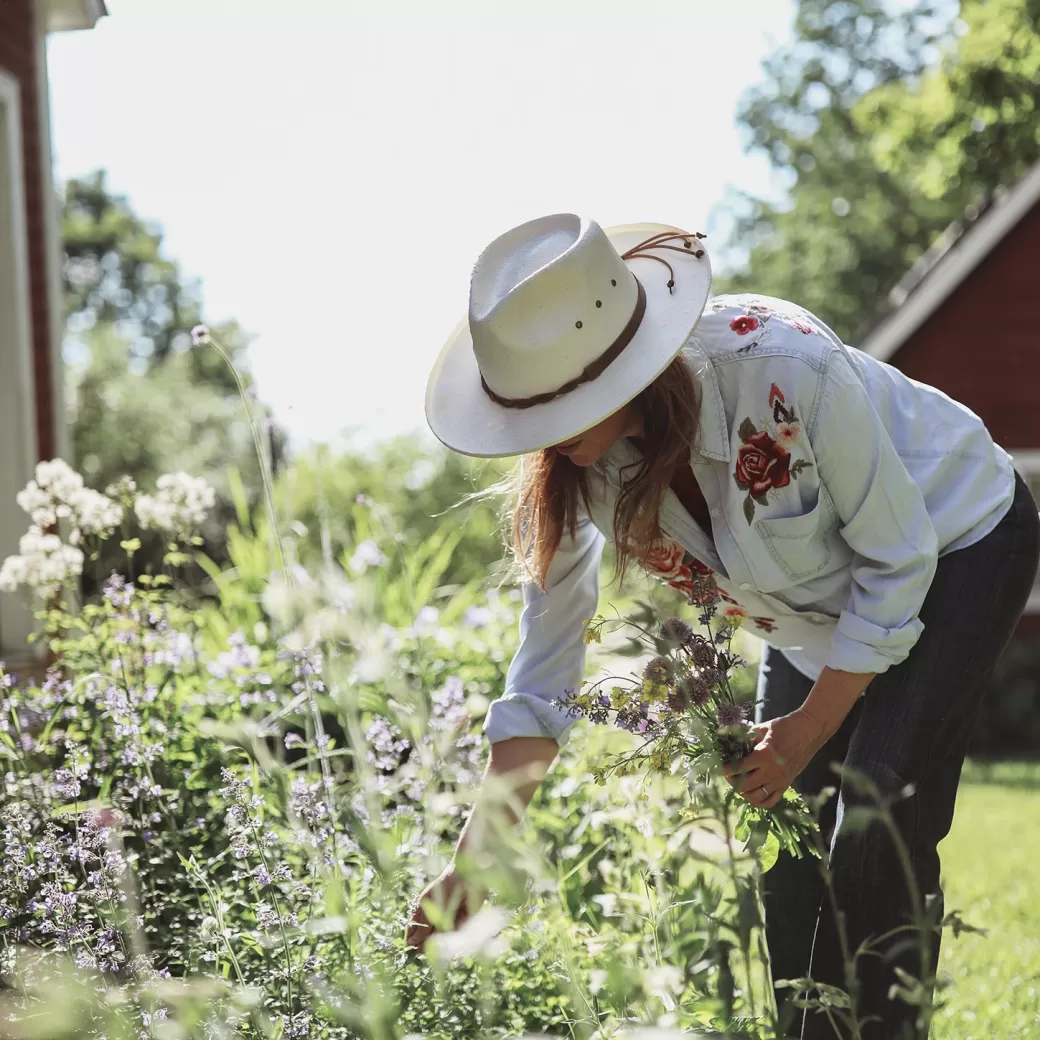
top-left (715, 0), bottom-right (1040, 344)
top-left (61, 171), bottom-right (285, 579)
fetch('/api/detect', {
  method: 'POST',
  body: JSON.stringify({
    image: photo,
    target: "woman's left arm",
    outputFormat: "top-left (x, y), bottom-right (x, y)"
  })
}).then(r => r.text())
top-left (731, 345), bottom-right (938, 807)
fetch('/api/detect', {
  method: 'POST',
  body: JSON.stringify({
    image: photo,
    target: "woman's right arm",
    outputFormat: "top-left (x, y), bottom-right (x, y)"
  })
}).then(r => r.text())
top-left (485, 509), bottom-right (606, 745)
top-left (406, 511), bottom-right (604, 949)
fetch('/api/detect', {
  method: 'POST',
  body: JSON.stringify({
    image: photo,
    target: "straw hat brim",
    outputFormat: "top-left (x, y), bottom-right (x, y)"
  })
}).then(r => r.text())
top-left (425, 222), bottom-right (712, 459)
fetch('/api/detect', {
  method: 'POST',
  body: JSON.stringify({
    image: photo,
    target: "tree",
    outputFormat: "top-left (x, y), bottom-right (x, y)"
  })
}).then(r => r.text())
top-left (62, 170), bottom-right (245, 391)
top-left (60, 171), bottom-right (284, 578)
top-left (715, 0), bottom-right (1040, 344)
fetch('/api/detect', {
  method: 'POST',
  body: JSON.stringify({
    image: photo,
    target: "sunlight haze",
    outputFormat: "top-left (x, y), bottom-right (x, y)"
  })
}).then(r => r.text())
top-left (47, 0), bottom-right (794, 448)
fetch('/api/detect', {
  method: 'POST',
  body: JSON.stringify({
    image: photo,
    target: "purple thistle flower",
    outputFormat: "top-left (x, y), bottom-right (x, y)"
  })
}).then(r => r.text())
top-left (660, 617), bottom-right (694, 647)
top-left (643, 656), bottom-right (671, 683)
top-left (689, 639), bottom-right (716, 669)
top-left (716, 702), bottom-right (747, 729)
top-left (669, 674), bottom-right (712, 712)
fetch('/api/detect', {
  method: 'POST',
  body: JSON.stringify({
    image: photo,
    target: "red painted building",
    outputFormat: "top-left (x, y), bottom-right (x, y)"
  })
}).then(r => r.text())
top-left (861, 160), bottom-right (1040, 622)
top-left (0, 0), bottom-right (106, 659)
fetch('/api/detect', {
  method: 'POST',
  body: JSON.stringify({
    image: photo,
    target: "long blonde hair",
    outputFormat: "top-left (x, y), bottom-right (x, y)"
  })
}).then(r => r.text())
top-left (511, 354), bottom-right (699, 588)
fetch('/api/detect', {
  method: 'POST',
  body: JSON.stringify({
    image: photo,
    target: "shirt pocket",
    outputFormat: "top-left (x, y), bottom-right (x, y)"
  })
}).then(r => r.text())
top-left (747, 483), bottom-right (840, 592)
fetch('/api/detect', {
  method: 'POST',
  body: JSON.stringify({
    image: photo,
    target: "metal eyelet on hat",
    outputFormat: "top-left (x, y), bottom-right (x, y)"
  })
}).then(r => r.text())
top-left (596, 300), bottom-right (602, 308)
top-left (575, 321), bottom-right (583, 329)
top-left (611, 279), bottom-right (617, 286)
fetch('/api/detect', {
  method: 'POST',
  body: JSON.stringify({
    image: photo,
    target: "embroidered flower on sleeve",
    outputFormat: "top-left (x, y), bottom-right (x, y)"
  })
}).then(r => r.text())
top-left (730, 315), bottom-right (760, 336)
top-left (634, 539), bottom-right (720, 607)
top-left (638, 539), bottom-right (687, 580)
top-left (733, 383), bottom-right (813, 523)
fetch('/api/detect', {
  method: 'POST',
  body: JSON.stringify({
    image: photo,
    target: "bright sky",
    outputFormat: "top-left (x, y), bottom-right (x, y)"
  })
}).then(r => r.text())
top-left (47, 0), bottom-right (794, 450)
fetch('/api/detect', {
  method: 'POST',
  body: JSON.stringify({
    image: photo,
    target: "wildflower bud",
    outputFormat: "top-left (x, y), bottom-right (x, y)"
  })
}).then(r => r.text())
top-left (690, 639), bottom-right (716, 669)
top-left (669, 674), bottom-right (711, 711)
top-left (643, 656), bottom-right (671, 684)
top-left (716, 701), bottom-right (747, 729)
top-left (659, 617), bottom-right (694, 647)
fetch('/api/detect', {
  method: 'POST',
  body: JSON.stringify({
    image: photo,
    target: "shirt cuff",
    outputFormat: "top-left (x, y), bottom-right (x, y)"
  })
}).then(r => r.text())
top-left (483, 693), bottom-right (578, 746)
top-left (825, 610), bottom-right (925, 675)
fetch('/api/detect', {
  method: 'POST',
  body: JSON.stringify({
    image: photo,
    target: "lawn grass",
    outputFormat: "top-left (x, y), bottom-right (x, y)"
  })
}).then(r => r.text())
top-left (933, 760), bottom-right (1040, 1038)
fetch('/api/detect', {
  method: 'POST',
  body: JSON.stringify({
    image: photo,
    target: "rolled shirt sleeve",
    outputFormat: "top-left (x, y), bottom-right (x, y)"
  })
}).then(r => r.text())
top-left (812, 350), bottom-right (939, 674)
top-left (484, 511), bottom-right (604, 746)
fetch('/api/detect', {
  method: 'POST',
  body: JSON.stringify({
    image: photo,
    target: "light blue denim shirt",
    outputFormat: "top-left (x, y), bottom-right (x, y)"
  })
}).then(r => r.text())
top-left (485, 294), bottom-right (1016, 746)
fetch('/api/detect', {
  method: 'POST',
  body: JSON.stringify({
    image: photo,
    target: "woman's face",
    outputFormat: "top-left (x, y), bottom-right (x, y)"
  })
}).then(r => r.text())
top-left (551, 403), bottom-right (641, 467)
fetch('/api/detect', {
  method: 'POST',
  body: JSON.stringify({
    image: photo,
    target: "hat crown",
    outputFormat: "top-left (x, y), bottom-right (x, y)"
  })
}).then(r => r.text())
top-left (468, 214), bottom-right (641, 400)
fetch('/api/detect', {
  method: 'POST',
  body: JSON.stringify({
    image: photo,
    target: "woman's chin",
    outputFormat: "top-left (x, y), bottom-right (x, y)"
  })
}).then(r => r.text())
top-left (562, 450), bottom-right (597, 467)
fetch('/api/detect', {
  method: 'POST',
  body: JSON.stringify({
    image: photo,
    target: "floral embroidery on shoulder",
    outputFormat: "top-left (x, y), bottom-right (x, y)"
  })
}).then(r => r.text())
top-left (634, 539), bottom-right (719, 607)
top-left (733, 383), bottom-right (813, 524)
top-left (712, 297), bottom-right (821, 354)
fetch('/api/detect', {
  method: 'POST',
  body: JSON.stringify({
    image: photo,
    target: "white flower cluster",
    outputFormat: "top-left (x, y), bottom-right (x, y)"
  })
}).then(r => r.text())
top-left (0, 530), bottom-right (83, 595)
top-left (0, 462), bottom-right (216, 597)
top-left (134, 472), bottom-right (216, 539)
top-left (16, 459), bottom-right (123, 544)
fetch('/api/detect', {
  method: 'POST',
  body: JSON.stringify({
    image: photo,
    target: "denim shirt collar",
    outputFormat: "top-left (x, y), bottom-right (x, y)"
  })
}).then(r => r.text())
top-left (594, 345), bottom-right (730, 488)
top-left (683, 343), bottom-right (730, 462)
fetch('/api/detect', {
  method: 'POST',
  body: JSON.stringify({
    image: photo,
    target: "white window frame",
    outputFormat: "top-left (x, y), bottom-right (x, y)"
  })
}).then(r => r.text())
top-left (0, 68), bottom-right (40, 659)
top-left (1009, 450), bottom-right (1040, 614)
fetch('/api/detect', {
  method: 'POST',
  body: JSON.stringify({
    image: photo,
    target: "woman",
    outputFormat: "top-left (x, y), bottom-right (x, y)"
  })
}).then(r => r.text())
top-left (407, 213), bottom-right (1039, 1039)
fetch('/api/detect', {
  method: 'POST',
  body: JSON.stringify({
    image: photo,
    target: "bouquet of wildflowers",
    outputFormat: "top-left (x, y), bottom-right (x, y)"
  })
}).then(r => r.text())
top-left (554, 594), bottom-right (817, 861)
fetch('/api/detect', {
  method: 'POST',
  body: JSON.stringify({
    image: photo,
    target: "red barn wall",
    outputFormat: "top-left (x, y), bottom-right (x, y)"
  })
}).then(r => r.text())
top-left (882, 199), bottom-right (1040, 638)
top-left (0, 0), bottom-right (56, 462)
top-left (879, 198), bottom-right (1040, 453)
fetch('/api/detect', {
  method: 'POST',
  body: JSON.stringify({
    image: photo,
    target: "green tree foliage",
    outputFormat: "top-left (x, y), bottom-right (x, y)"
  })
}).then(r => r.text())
top-left (716, 0), bottom-right (1040, 344)
top-left (274, 434), bottom-right (513, 588)
top-left (61, 171), bottom-right (283, 576)
top-left (62, 169), bottom-right (244, 391)
top-left (68, 324), bottom-right (262, 503)
top-left (61, 170), bottom-right (287, 493)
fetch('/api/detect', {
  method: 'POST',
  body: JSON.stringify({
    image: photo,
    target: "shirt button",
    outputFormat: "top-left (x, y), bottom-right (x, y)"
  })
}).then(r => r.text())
top-left (710, 508), bottom-right (721, 519)
top-left (739, 582), bottom-right (751, 591)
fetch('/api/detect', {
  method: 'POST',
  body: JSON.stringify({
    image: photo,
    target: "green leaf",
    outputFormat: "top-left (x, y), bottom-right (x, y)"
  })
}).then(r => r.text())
top-left (790, 458), bottom-right (813, 478)
top-left (756, 829), bottom-right (781, 873)
top-left (742, 495), bottom-right (755, 525)
top-left (737, 417), bottom-right (757, 443)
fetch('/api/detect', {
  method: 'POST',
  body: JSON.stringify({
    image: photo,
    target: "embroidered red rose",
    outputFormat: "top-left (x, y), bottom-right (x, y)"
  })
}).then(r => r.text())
top-left (791, 320), bottom-right (814, 335)
top-left (730, 315), bottom-right (760, 336)
top-left (734, 431), bottom-right (792, 497)
top-left (753, 616), bottom-right (776, 633)
top-left (638, 539), bottom-right (687, 579)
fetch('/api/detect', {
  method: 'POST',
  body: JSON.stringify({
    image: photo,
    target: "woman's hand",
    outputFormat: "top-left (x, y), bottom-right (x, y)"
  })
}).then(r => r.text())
top-left (725, 708), bottom-right (826, 809)
top-left (405, 863), bottom-right (482, 952)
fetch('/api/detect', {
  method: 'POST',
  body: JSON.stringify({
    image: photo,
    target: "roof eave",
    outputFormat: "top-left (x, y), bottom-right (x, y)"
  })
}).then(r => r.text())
top-left (861, 159), bottom-right (1040, 363)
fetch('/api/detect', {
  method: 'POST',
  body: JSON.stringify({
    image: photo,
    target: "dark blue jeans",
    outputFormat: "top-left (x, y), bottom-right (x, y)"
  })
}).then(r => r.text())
top-left (758, 472), bottom-right (1040, 1040)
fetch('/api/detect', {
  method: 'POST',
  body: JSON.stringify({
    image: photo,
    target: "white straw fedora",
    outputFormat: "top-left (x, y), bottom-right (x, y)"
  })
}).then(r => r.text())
top-left (425, 213), bottom-right (711, 459)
